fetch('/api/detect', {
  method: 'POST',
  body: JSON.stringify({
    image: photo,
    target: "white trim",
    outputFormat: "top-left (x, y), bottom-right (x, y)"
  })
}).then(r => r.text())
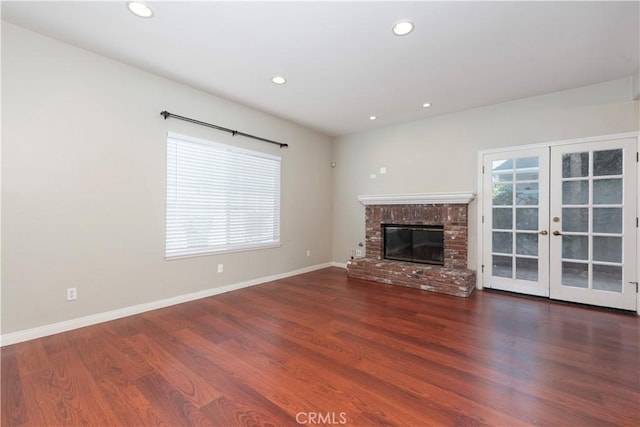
top-left (165, 242), bottom-right (281, 261)
top-left (480, 132), bottom-right (639, 155)
top-left (0, 262), bottom-right (333, 346)
top-left (332, 261), bottom-right (348, 269)
top-left (477, 152), bottom-right (485, 290)
top-left (358, 192), bottom-right (476, 205)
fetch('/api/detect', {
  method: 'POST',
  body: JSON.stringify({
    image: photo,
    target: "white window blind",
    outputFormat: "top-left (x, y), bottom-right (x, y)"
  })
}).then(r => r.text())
top-left (166, 133), bottom-right (281, 258)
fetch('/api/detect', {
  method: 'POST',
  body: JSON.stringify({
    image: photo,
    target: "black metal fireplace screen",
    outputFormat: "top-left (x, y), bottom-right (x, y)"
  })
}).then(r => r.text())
top-left (383, 224), bottom-right (444, 265)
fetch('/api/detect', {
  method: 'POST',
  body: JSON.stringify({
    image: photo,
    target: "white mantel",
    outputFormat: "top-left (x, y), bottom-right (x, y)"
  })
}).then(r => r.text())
top-left (358, 192), bottom-right (476, 206)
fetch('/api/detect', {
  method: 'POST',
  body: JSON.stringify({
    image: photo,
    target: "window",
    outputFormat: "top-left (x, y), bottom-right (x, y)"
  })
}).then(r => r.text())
top-left (165, 133), bottom-right (281, 258)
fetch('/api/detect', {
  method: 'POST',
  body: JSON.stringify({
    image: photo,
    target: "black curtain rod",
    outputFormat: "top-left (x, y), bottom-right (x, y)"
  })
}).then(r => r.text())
top-left (160, 111), bottom-right (288, 148)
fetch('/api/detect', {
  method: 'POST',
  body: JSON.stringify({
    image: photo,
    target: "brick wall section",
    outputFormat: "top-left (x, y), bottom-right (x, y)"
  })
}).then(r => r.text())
top-left (347, 203), bottom-right (476, 297)
top-left (347, 259), bottom-right (476, 297)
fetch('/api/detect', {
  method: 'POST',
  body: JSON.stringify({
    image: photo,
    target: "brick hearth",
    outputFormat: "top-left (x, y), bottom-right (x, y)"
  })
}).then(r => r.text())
top-left (347, 198), bottom-right (476, 297)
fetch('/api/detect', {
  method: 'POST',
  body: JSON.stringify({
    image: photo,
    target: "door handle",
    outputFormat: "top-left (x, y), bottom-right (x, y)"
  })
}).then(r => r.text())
top-left (539, 230), bottom-right (548, 235)
top-left (552, 230), bottom-right (562, 236)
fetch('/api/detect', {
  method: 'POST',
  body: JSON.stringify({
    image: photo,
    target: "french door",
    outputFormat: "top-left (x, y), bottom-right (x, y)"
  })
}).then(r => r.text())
top-left (483, 148), bottom-right (550, 297)
top-left (482, 136), bottom-right (637, 310)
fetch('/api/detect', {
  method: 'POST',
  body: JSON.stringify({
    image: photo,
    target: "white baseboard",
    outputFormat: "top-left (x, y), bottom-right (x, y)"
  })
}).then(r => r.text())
top-left (332, 261), bottom-right (348, 269)
top-left (1, 262), bottom-right (333, 347)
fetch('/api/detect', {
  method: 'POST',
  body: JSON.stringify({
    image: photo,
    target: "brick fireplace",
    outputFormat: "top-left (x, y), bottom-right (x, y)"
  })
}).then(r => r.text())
top-left (347, 192), bottom-right (476, 297)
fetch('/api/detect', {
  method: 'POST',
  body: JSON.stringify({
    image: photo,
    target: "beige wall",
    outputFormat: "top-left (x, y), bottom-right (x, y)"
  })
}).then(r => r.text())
top-left (332, 78), bottom-right (639, 271)
top-left (1, 23), bottom-right (333, 335)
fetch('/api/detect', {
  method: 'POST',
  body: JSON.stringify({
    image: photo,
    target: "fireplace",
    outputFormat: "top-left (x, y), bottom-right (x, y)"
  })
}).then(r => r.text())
top-left (347, 192), bottom-right (476, 297)
top-left (383, 224), bottom-right (444, 265)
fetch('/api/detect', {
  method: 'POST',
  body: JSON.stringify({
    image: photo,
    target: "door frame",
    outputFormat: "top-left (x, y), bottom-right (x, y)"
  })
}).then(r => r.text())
top-left (476, 132), bottom-right (639, 314)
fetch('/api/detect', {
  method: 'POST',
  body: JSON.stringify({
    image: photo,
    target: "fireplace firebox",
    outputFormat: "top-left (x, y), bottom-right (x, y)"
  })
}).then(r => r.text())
top-left (383, 224), bottom-right (444, 265)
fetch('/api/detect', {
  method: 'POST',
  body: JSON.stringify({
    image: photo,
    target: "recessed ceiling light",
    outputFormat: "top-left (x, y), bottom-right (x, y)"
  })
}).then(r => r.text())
top-left (392, 21), bottom-right (414, 36)
top-left (271, 76), bottom-right (286, 85)
top-left (422, 102), bottom-right (432, 108)
top-left (369, 116), bottom-right (377, 121)
top-left (127, 1), bottom-right (153, 18)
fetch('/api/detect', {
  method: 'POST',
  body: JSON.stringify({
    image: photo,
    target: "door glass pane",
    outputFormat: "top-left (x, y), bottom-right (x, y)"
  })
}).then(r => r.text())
top-left (562, 208), bottom-right (588, 232)
top-left (516, 183), bottom-right (538, 205)
top-left (593, 236), bottom-right (622, 263)
top-left (516, 233), bottom-right (538, 256)
top-left (515, 157), bottom-right (538, 181)
top-left (516, 258), bottom-right (538, 281)
top-left (492, 255), bottom-right (512, 278)
top-left (492, 159), bottom-right (513, 182)
top-left (593, 179), bottom-right (622, 204)
top-left (492, 232), bottom-right (512, 254)
top-left (593, 208), bottom-right (622, 233)
top-left (562, 235), bottom-right (588, 260)
top-left (593, 265), bottom-right (622, 292)
top-left (493, 208), bottom-right (513, 229)
top-left (516, 171), bottom-right (538, 181)
top-left (562, 262), bottom-right (588, 288)
top-left (562, 152), bottom-right (589, 178)
top-left (516, 208), bottom-right (538, 230)
top-left (492, 184), bottom-right (513, 205)
top-left (562, 181), bottom-right (589, 205)
top-left (593, 149), bottom-right (622, 176)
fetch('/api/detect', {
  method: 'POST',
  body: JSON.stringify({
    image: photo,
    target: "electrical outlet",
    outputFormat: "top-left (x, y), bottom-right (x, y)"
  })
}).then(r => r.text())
top-left (217, 264), bottom-right (224, 273)
top-left (66, 288), bottom-right (77, 301)
top-left (306, 250), bottom-right (311, 257)
top-left (355, 249), bottom-right (363, 257)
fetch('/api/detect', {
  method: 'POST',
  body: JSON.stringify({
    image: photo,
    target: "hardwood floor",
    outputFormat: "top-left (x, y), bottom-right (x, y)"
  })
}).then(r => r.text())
top-left (2, 267), bottom-right (639, 426)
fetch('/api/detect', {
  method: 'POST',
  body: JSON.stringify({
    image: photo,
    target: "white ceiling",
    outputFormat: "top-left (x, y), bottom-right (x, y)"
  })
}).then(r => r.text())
top-left (2, 1), bottom-right (639, 137)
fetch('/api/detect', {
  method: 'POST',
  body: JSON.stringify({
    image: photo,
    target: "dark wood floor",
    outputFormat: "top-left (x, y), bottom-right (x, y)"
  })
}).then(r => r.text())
top-left (2, 267), bottom-right (639, 426)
